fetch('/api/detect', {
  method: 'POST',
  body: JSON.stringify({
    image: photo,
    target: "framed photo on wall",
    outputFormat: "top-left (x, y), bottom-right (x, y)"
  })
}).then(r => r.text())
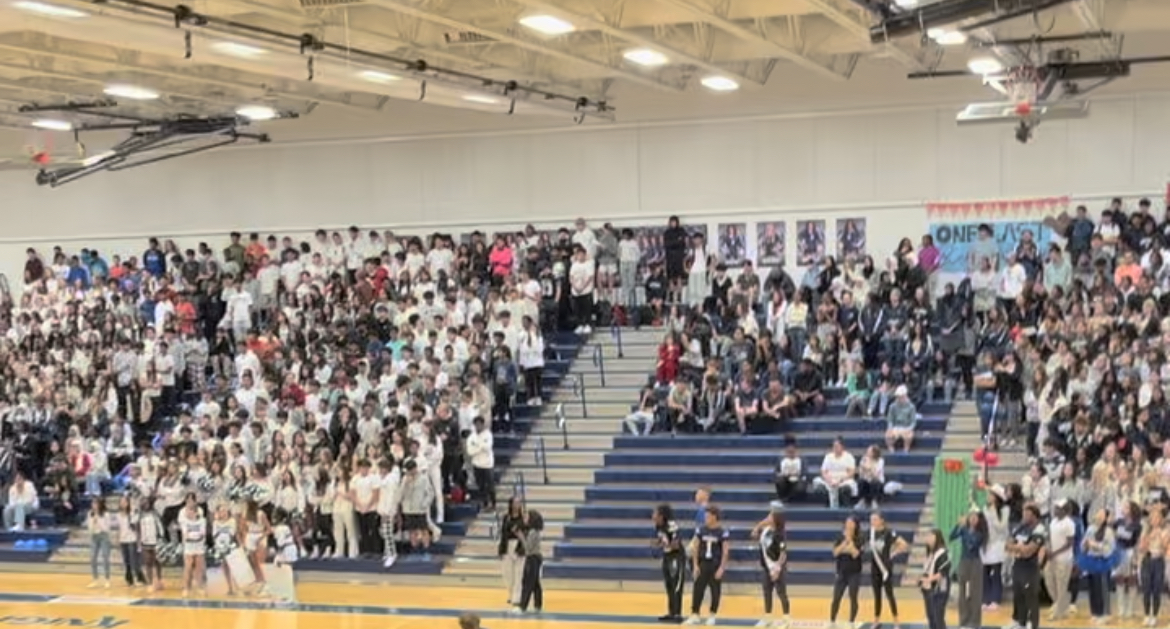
top-left (795, 220), bottom-right (826, 265)
top-left (717, 223), bottom-right (747, 266)
top-left (836, 218), bottom-right (867, 261)
top-left (755, 221), bottom-right (786, 267)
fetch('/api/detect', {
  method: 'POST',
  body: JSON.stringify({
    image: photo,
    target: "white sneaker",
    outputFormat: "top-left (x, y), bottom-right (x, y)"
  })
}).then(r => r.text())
top-left (756, 620), bottom-right (771, 628)
top-left (582, 325), bottom-right (592, 334)
top-left (86, 581), bottom-right (100, 589)
top-left (382, 556), bottom-right (396, 568)
top-left (510, 607), bottom-right (523, 615)
top-left (683, 616), bottom-right (701, 626)
top-left (705, 617), bottom-right (717, 626)
top-left (777, 616), bottom-right (791, 628)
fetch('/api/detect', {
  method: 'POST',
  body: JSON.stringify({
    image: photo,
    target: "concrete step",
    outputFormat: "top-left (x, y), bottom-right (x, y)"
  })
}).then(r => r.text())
top-left (456, 537), bottom-right (558, 557)
top-left (516, 434), bottom-right (614, 449)
top-left (544, 402), bottom-right (642, 419)
top-left (509, 450), bottom-right (607, 467)
top-left (502, 467), bottom-right (597, 485)
top-left (530, 421), bottom-right (624, 436)
top-left (465, 519), bottom-right (568, 539)
top-left (513, 485), bottom-right (585, 502)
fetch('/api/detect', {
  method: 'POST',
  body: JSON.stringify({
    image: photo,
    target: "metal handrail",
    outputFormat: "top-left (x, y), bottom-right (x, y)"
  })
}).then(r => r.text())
top-left (611, 323), bottom-right (624, 358)
top-left (592, 344), bottom-right (606, 388)
top-left (537, 436), bottom-right (550, 485)
top-left (573, 372), bottom-right (588, 419)
top-left (515, 471), bottom-right (527, 510)
top-left (556, 403), bottom-right (570, 451)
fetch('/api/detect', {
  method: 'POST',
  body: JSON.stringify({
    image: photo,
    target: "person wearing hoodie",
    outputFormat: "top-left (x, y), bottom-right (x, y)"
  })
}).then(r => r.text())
top-left (396, 458), bottom-right (434, 561)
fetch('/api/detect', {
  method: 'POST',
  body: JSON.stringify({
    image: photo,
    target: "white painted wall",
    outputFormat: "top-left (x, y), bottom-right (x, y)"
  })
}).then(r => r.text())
top-left (0, 92), bottom-right (1167, 292)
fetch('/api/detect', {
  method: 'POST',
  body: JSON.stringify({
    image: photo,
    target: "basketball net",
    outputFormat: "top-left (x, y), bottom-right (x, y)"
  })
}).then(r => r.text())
top-left (1006, 66), bottom-right (1041, 118)
top-left (25, 128), bottom-right (53, 166)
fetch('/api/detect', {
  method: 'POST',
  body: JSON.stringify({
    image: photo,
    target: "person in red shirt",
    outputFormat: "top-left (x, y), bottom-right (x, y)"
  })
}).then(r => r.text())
top-left (656, 336), bottom-right (680, 386)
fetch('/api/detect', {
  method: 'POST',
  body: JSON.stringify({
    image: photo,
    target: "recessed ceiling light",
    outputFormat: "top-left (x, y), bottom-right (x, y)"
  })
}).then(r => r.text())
top-left (103, 84), bottom-right (159, 100)
top-left (623, 48), bottom-right (669, 67)
top-left (700, 76), bottom-right (739, 92)
top-left (31, 119), bottom-right (72, 131)
top-left (519, 14), bottom-right (575, 36)
top-left (462, 95), bottom-right (498, 105)
top-left (358, 70), bottom-right (401, 84)
top-left (928, 28), bottom-right (967, 45)
top-left (894, 0), bottom-right (918, 7)
top-left (12, 1), bottom-right (86, 18)
top-left (236, 105), bottom-right (278, 121)
top-left (967, 56), bottom-right (1004, 76)
top-left (212, 42), bottom-right (267, 58)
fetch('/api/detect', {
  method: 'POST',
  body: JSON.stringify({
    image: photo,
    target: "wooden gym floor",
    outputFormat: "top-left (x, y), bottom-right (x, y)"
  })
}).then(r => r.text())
top-left (0, 572), bottom-right (1124, 629)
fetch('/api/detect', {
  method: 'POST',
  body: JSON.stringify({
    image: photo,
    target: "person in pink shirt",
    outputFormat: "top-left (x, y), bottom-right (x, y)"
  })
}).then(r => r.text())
top-left (488, 236), bottom-right (513, 287)
top-left (918, 234), bottom-right (941, 298)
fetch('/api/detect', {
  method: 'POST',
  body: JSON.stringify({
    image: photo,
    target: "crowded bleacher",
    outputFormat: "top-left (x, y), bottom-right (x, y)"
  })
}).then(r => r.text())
top-left (3, 197), bottom-right (1170, 608)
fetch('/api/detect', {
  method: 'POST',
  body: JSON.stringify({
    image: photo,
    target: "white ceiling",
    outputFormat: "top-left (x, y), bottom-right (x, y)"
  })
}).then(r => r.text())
top-left (0, 0), bottom-right (1167, 159)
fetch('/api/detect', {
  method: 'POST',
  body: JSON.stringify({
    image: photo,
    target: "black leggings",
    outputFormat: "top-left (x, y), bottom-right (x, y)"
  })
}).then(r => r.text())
top-left (1143, 556), bottom-right (1165, 616)
top-left (662, 555), bottom-right (686, 617)
top-left (872, 566), bottom-right (899, 618)
top-left (830, 572), bottom-right (861, 622)
top-left (524, 367), bottom-right (543, 401)
top-left (519, 555), bottom-right (544, 611)
top-left (763, 571), bottom-right (790, 615)
top-left (692, 562), bottom-right (723, 615)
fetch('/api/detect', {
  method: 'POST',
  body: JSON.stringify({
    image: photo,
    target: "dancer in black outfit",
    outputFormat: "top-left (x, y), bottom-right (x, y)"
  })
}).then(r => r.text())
top-left (686, 505), bottom-right (730, 625)
top-left (830, 516), bottom-right (864, 628)
top-left (653, 504), bottom-right (686, 623)
top-left (757, 507), bottom-right (791, 627)
top-left (867, 511), bottom-right (910, 629)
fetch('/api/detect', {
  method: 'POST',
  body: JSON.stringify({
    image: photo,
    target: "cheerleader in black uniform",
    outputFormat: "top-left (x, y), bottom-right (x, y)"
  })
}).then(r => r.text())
top-left (653, 504), bottom-right (686, 623)
top-left (829, 516), bottom-right (863, 628)
top-left (757, 507), bottom-right (791, 628)
top-left (866, 511), bottom-right (910, 629)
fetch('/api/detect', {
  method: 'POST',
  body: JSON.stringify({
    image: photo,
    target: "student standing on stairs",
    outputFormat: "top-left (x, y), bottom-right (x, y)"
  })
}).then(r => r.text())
top-left (685, 506), bottom-right (730, 626)
top-left (653, 503), bottom-right (685, 623)
top-left (467, 418), bottom-right (496, 511)
top-left (499, 497), bottom-right (527, 607)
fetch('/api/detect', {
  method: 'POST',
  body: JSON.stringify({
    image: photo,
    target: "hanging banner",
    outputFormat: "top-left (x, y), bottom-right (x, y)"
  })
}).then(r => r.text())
top-left (927, 196), bottom-right (1070, 286)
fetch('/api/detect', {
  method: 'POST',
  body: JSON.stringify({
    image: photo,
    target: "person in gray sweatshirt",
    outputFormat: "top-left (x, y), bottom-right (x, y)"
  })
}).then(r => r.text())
top-left (885, 385), bottom-right (919, 453)
top-left (516, 509), bottom-right (545, 614)
top-left (397, 459), bottom-right (434, 561)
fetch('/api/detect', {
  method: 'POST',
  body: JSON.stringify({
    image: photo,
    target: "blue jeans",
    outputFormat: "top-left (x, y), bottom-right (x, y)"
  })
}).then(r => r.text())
top-left (3, 502), bottom-right (28, 529)
top-left (90, 532), bottom-right (111, 580)
top-left (977, 391), bottom-right (998, 439)
top-left (1142, 556), bottom-right (1165, 616)
top-left (983, 562), bottom-right (1003, 604)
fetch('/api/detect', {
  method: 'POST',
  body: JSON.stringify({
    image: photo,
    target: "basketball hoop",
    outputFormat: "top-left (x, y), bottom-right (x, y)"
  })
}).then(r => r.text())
top-left (1006, 66), bottom-right (1041, 118)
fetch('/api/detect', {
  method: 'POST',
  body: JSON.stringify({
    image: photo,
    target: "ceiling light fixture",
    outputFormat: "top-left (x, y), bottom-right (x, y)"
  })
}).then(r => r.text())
top-left (893, 0), bottom-right (918, 7)
top-left (103, 84), bottom-right (159, 100)
top-left (358, 70), bottom-right (400, 84)
top-left (462, 95), bottom-right (498, 105)
top-left (967, 56), bottom-right (1004, 75)
top-left (31, 119), bottom-right (72, 131)
top-left (519, 14), bottom-right (575, 36)
top-left (235, 105), bottom-right (278, 120)
top-left (928, 28), bottom-right (967, 45)
top-left (700, 76), bottom-right (739, 92)
top-left (12, 1), bottom-right (86, 17)
top-left (623, 48), bottom-right (669, 67)
top-left (212, 41), bottom-right (267, 58)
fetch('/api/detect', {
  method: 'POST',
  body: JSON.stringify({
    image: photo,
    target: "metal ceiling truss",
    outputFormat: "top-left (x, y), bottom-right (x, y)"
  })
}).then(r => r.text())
top-left (657, 0), bottom-right (859, 80)
top-left (358, 0), bottom-right (688, 91)
top-left (510, 0), bottom-right (769, 86)
top-left (801, 0), bottom-right (928, 69)
top-left (1070, 0), bottom-right (1124, 60)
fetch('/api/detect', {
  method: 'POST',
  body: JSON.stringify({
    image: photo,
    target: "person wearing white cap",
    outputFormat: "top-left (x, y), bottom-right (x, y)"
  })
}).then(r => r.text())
top-left (885, 386), bottom-right (917, 454)
top-left (981, 485), bottom-right (1010, 610)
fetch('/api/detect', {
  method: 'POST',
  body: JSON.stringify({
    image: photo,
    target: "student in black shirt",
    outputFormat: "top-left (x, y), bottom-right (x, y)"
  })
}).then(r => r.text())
top-left (757, 507), bottom-right (791, 626)
top-left (830, 517), bottom-right (864, 627)
top-left (918, 529), bottom-right (952, 629)
top-left (687, 505), bottom-right (730, 625)
top-left (653, 504), bottom-right (685, 622)
top-left (866, 511), bottom-right (909, 628)
top-left (1008, 504), bottom-right (1045, 629)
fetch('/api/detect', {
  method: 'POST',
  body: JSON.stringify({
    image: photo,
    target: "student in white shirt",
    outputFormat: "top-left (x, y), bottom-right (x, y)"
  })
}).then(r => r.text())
top-left (4, 472), bottom-right (37, 531)
top-left (377, 458), bottom-right (402, 568)
top-left (353, 460), bottom-right (382, 557)
top-left (568, 247), bottom-right (596, 335)
top-left (811, 438), bottom-right (858, 509)
top-left (116, 495), bottom-right (148, 587)
top-left (517, 317), bottom-right (546, 405)
top-left (466, 417), bottom-right (496, 510)
top-left (86, 499), bottom-right (113, 588)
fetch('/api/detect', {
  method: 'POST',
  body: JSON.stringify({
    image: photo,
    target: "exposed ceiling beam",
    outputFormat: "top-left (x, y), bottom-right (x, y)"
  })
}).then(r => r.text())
top-left (0, 32), bottom-right (375, 111)
top-left (657, 0), bottom-right (856, 80)
top-left (511, 0), bottom-right (765, 85)
top-left (1070, 0), bottom-right (1123, 59)
top-left (361, 0), bottom-right (686, 92)
top-left (803, 0), bottom-right (926, 69)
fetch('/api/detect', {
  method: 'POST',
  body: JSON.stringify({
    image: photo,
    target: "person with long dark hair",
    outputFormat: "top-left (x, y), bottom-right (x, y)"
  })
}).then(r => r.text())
top-left (757, 507), bottom-right (790, 628)
top-left (685, 505), bottom-right (730, 625)
top-left (829, 517), bottom-right (863, 628)
top-left (499, 497), bottom-right (526, 608)
top-left (981, 485), bottom-right (1010, 609)
top-left (918, 529), bottom-right (951, 629)
top-left (1114, 501), bottom-right (1143, 621)
top-left (950, 510), bottom-right (986, 629)
top-left (866, 511), bottom-right (909, 629)
top-left (1007, 504), bottom-right (1045, 629)
top-left (652, 503), bottom-right (685, 623)
top-left (517, 509), bottom-right (544, 614)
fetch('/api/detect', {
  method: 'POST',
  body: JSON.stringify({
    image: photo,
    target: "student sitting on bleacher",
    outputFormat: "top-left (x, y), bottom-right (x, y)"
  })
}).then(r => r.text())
top-left (623, 385), bottom-right (659, 437)
top-left (884, 386), bottom-right (918, 454)
top-left (812, 438), bottom-right (858, 510)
